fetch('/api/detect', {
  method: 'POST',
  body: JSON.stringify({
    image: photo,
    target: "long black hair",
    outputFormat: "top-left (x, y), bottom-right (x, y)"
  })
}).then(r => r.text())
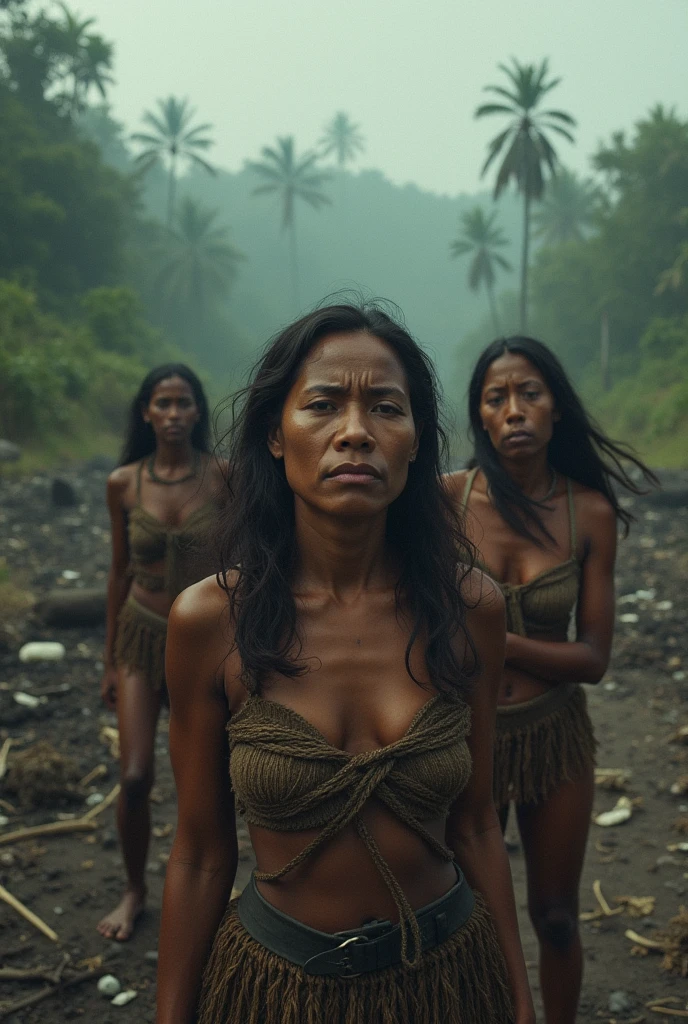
top-left (468, 336), bottom-right (658, 543)
top-left (217, 301), bottom-right (476, 697)
top-left (118, 363), bottom-right (211, 466)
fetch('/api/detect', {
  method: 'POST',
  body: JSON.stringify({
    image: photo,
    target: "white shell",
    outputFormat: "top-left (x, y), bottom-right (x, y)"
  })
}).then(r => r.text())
top-left (19, 642), bottom-right (66, 663)
top-left (97, 975), bottom-right (121, 997)
top-left (13, 691), bottom-right (42, 708)
top-left (111, 990), bottom-right (138, 1006)
top-left (594, 796), bottom-right (633, 827)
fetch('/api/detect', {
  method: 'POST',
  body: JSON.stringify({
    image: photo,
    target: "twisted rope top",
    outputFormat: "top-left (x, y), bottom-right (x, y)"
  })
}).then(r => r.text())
top-left (228, 694), bottom-right (472, 966)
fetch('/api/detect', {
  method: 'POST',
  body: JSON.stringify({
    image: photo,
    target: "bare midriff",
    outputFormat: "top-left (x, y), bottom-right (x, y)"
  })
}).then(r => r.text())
top-left (498, 628), bottom-right (569, 705)
top-left (248, 803), bottom-right (458, 933)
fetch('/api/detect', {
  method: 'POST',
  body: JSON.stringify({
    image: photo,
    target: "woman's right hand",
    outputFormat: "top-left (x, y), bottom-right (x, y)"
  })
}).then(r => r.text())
top-left (101, 665), bottom-right (118, 709)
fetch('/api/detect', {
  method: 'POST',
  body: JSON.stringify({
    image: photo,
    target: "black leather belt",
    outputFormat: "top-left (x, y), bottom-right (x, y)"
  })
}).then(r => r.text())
top-left (237, 866), bottom-right (475, 977)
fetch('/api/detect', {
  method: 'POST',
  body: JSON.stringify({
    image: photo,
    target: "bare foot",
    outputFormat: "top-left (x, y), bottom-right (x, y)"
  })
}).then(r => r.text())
top-left (97, 887), bottom-right (146, 941)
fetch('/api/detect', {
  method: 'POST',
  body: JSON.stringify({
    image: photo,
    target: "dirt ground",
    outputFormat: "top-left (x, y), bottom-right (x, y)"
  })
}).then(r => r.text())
top-left (1, 466), bottom-right (687, 1022)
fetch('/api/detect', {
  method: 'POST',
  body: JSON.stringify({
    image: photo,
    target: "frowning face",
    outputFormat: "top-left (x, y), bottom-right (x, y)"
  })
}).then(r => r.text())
top-left (479, 352), bottom-right (559, 461)
top-left (143, 376), bottom-right (200, 445)
top-left (268, 331), bottom-right (420, 518)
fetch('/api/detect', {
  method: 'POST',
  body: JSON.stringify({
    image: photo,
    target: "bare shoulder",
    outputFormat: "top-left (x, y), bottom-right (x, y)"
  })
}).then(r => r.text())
top-left (570, 480), bottom-right (617, 535)
top-left (106, 462), bottom-right (137, 509)
top-left (169, 573), bottom-right (232, 642)
top-left (444, 468), bottom-right (469, 503)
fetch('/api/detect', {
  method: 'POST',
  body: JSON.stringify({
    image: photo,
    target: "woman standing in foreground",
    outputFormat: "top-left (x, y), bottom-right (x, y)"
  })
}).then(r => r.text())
top-left (156, 304), bottom-right (533, 1023)
top-left (98, 364), bottom-right (225, 941)
top-left (446, 337), bottom-right (656, 1023)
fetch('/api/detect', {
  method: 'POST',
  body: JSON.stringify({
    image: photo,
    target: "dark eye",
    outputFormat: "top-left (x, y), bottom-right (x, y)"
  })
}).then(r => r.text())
top-left (485, 396), bottom-right (503, 406)
top-left (308, 400), bottom-right (336, 412)
top-left (524, 391), bottom-right (540, 400)
top-left (374, 402), bottom-right (401, 415)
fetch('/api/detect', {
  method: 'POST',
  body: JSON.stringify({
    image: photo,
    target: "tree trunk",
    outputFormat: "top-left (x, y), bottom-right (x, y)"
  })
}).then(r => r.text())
top-left (288, 217), bottom-right (300, 311)
top-left (600, 310), bottom-right (611, 391)
top-left (520, 191), bottom-right (531, 333)
top-left (167, 155), bottom-right (177, 228)
top-left (487, 281), bottom-right (501, 336)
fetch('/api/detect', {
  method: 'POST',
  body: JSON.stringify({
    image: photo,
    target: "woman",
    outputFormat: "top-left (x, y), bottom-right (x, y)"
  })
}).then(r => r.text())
top-left (156, 304), bottom-right (534, 1024)
top-left (446, 336), bottom-right (656, 1023)
top-left (98, 363), bottom-right (226, 942)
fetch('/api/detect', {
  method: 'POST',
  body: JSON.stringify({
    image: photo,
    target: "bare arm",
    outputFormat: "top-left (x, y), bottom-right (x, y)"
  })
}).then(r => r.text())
top-left (447, 577), bottom-right (534, 1023)
top-left (504, 494), bottom-right (617, 684)
top-left (156, 581), bottom-right (237, 1024)
top-left (101, 471), bottom-right (132, 707)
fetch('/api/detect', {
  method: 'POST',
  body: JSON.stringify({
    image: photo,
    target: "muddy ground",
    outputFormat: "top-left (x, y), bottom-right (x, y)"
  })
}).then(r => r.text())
top-left (0, 466), bottom-right (687, 1022)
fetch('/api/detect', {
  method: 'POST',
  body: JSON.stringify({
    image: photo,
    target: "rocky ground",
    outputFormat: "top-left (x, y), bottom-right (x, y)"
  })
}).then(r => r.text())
top-left (0, 466), bottom-right (687, 1022)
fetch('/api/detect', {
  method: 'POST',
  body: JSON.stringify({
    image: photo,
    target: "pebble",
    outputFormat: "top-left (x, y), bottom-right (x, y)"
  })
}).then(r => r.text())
top-left (111, 990), bottom-right (138, 1006)
top-left (144, 950), bottom-right (158, 962)
top-left (86, 792), bottom-right (104, 807)
top-left (53, 906), bottom-right (64, 915)
top-left (18, 641), bottom-right (66, 663)
top-left (608, 990), bottom-right (632, 1013)
top-left (97, 975), bottom-right (121, 998)
top-left (13, 691), bottom-right (42, 709)
top-left (0, 815), bottom-right (8, 827)
top-left (619, 613), bottom-right (639, 624)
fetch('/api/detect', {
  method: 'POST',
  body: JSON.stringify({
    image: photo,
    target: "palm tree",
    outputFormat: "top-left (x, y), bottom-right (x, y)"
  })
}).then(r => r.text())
top-left (131, 97), bottom-right (216, 226)
top-left (51, 4), bottom-right (113, 115)
top-left (533, 168), bottom-right (599, 246)
top-left (155, 198), bottom-right (244, 334)
top-left (450, 207), bottom-right (512, 333)
top-left (475, 58), bottom-right (576, 330)
top-left (249, 136), bottom-right (331, 309)
top-left (319, 111), bottom-right (365, 170)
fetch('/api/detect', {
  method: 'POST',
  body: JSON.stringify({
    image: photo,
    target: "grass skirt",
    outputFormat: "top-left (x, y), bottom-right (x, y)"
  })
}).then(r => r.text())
top-left (197, 894), bottom-right (514, 1024)
top-left (494, 683), bottom-right (596, 808)
top-left (113, 595), bottom-right (167, 692)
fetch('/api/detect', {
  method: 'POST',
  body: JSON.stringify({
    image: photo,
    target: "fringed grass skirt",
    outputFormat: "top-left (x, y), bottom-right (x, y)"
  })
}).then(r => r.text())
top-left (113, 595), bottom-right (167, 692)
top-left (494, 683), bottom-right (596, 808)
top-left (198, 894), bottom-right (514, 1024)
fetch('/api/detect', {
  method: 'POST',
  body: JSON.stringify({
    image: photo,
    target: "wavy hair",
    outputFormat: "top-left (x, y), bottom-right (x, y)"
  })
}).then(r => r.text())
top-left (468, 336), bottom-right (658, 543)
top-left (217, 301), bottom-right (476, 697)
top-left (118, 363), bottom-right (211, 466)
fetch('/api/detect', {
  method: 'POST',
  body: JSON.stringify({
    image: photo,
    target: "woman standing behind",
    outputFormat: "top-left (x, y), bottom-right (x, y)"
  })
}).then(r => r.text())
top-left (98, 363), bottom-right (226, 942)
top-left (156, 304), bottom-right (533, 1023)
top-left (446, 336), bottom-right (656, 1024)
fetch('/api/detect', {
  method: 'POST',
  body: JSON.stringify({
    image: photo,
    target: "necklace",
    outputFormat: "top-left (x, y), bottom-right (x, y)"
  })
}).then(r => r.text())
top-left (540, 467), bottom-right (558, 503)
top-left (147, 449), bottom-right (200, 486)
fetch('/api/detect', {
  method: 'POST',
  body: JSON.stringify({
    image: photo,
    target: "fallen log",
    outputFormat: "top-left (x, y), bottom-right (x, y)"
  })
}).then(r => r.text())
top-left (34, 588), bottom-right (107, 628)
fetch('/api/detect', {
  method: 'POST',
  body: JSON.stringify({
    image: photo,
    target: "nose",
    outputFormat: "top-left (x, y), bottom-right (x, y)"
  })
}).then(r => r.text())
top-left (334, 405), bottom-right (375, 452)
top-left (505, 393), bottom-right (525, 424)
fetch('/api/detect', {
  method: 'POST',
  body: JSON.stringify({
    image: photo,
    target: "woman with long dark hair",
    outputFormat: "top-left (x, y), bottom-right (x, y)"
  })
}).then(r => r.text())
top-left (155, 303), bottom-right (534, 1023)
top-left (446, 336), bottom-right (656, 1023)
top-left (98, 363), bottom-right (226, 941)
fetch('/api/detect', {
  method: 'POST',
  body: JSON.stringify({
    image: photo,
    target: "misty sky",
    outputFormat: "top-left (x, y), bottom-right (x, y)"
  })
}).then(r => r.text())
top-left (77, 0), bottom-right (687, 196)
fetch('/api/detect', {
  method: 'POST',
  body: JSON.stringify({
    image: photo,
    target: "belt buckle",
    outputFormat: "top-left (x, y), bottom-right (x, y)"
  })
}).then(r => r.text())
top-left (303, 934), bottom-right (366, 978)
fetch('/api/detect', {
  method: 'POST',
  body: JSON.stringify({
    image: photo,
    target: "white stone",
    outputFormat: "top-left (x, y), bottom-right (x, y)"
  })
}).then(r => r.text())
top-left (97, 975), bottom-right (121, 998)
top-left (18, 642), bottom-right (66, 663)
top-left (111, 990), bottom-right (138, 1006)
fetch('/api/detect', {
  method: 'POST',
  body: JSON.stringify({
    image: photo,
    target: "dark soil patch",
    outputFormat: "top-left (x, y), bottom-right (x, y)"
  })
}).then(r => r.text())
top-left (1, 469), bottom-right (687, 1021)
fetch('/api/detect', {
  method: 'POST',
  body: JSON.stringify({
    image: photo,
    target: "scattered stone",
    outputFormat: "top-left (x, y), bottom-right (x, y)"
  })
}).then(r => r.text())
top-left (51, 478), bottom-right (78, 507)
top-left (144, 950), bottom-right (158, 962)
top-left (111, 990), bottom-right (138, 1006)
top-left (85, 792), bottom-right (105, 808)
top-left (608, 990), bottom-right (632, 1013)
top-left (97, 974), bottom-right (121, 998)
top-left (19, 641), bottom-right (66, 663)
top-left (13, 691), bottom-right (42, 709)
top-left (0, 439), bottom-right (21, 462)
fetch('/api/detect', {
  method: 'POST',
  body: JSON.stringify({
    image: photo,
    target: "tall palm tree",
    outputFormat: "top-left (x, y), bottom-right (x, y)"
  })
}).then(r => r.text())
top-left (475, 58), bottom-right (576, 330)
top-left (155, 198), bottom-right (244, 334)
top-left (131, 97), bottom-right (216, 226)
top-left (249, 136), bottom-right (331, 309)
top-left (533, 168), bottom-right (599, 246)
top-left (319, 111), bottom-right (365, 170)
top-left (51, 3), bottom-right (113, 115)
top-left (450, 207), bottom-right (512, 333)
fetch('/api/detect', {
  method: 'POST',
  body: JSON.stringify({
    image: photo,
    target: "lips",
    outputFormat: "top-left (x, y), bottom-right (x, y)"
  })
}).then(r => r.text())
top-left (326, 462), bottom-right (381, 481)
top-left (505, 430), bottom-right (532, 443)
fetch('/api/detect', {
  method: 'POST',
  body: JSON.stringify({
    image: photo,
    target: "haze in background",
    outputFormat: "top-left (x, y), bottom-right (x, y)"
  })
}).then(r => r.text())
top-left (71, 0), bottom-right (687, 195)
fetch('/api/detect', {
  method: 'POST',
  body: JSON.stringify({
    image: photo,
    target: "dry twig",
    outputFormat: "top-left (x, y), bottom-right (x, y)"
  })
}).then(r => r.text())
top-left (0, 884), bottom-right (58, 942)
